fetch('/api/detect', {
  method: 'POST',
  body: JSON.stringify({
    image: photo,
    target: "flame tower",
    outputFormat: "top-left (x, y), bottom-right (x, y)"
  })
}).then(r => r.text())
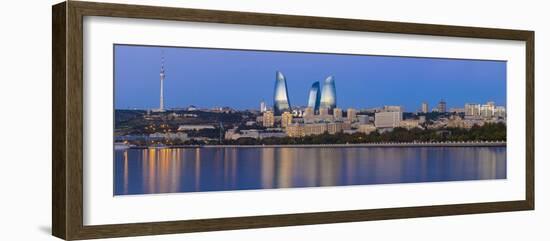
top-left (307, 81), bottom-right (321, 114)
top-left (273, 71), bottom-right (291, 115)
top-left (320, 76), bottom-right (337, 111)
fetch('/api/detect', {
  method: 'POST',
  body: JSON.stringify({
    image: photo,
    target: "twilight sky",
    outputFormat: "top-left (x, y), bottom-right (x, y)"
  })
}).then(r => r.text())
top-left (114, 44), bottom-right (506, 111)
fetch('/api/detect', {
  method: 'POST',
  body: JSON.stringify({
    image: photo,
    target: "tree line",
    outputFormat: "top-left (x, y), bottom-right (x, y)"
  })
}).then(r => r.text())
top-left (225, 123), bottom-right (506, 145)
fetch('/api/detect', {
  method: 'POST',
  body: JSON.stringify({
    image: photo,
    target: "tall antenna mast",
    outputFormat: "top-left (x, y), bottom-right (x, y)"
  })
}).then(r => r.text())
top-left (159, 50), bottom-right (165, 112)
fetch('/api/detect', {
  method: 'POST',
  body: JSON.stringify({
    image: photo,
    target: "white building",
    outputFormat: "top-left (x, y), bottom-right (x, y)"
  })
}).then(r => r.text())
top-left (375, 111), bottom-right (403, 128)
top-left (437, 100), bottom-right (447, 113)
top-left (480, 104), bottom-right (495, 118)
top-left (347, 108), bottom-right (357, 122)
top-left (333, 108), bottom-right (343, 121)
top-left (177, 125), bottom-right (216, 131)
top-left (357, 115), bottom-right (369, 124)
top-left (421, 102), bottom-right (429, 113)
top-left (262, 111), bottom-right (275, 127)
top-left (281, 111), bottom-right (293, 128)
top-left (465, 103), bottom-right (481, 117)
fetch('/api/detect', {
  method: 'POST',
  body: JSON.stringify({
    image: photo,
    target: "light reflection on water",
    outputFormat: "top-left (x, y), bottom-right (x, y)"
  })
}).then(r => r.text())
top-left (114, 147), bottom-right (506, 195)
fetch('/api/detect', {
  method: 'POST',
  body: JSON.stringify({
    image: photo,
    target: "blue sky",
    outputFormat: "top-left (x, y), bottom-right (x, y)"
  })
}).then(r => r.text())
top-left (114, 44), bottom-right (506, 111)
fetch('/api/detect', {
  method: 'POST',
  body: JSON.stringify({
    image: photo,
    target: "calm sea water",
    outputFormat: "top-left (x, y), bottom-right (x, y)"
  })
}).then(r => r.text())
top-left (114, 146), bottom-right (506, 195)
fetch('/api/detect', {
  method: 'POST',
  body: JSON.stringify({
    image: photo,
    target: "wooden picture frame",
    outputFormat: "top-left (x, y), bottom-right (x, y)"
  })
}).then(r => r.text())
top-left (52, 1), bottom-right (534, 240)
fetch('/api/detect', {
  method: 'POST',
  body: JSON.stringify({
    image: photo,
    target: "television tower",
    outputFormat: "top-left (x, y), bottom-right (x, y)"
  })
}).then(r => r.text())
top-left (159, 51), bottom-right (165, 112)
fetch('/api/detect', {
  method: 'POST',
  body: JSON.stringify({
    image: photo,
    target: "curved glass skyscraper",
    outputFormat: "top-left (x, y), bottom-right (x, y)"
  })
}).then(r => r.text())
top-left (307, 81), bottom-right (321, 113)
top-left (273, 71), bottom-right (292, 115)
top-left (320, 76), bottom-right (337, 110)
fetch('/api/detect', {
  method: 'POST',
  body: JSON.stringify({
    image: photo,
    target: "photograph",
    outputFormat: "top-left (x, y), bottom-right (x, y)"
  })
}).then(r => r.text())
top-left (42, 1), bottom-right (536, 240)
top-left (113, 44), bottom-right (507, 195)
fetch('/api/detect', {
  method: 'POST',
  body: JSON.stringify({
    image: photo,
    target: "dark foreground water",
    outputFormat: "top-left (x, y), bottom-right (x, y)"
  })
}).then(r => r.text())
top-left (114, 146), bottom-right (506, 195)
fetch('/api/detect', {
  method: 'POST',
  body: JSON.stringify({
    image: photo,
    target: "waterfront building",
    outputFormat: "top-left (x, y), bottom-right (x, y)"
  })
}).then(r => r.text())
top-left (320, 76), bottom-right (337, 111)
top-left (342, 120), bottom-right (352, 130)
top-left (303, 106), bottom-right (314, 119)
top-left (307, 81), bottom-right (321, 114)
top-left (240, 130), bottom-right (261, 139)
top-left (286, 124), bottom-right (305, 137)
top-left (263, 111), bottom-right (275, 127)
top-left (333, 108), bottom-right (343, 121)
top-left (317, 107), bottom-right (333, 122)
top-left (225, 129), bottom-right (258, 140)
top-left (358, 115), bottom-right (369, 124)
top-left (327, 122), bottom-right (343, 134)
top-left (437, 99), bottom-right (447, 113)
top-left (273, 71), bottom-right (291, 115)
top-left (177, 125), bottom-right (215, 131)
top-left (347, 108), bottom-right (357, 122)
top-left (225, 129), bottom-right (287, 140)
top-left (465, 103), bottom-right (481, 116)
top-left (375, 111), bottom-right (403, 128)
top-left (421, 102), bottom-right (429, 113)
top-left (358, 124), bottom-right (376, 134)
top-left (281, 111), bottom-right (293, 128)
top-left (305, 123), bottom-right (328, 136)
top-left (287, 123), bottom-right (343, 137)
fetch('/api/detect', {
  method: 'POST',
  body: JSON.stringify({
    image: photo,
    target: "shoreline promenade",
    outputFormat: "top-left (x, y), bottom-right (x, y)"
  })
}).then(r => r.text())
top-left (124, 141), bottom-right (506, 149)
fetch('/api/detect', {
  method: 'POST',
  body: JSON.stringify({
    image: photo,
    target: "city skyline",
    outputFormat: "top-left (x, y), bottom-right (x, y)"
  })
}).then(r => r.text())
top-left (114, 44), bottom-right (507, 111)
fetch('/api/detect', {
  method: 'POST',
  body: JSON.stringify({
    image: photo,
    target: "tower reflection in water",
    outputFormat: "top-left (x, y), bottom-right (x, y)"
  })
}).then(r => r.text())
top-left (114, 147), bottom-right (506, 195)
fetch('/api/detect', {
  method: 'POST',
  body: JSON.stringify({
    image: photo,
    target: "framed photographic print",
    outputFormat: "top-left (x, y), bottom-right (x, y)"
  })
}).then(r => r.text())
top-left (52, 1), bottom-right (534, 240)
